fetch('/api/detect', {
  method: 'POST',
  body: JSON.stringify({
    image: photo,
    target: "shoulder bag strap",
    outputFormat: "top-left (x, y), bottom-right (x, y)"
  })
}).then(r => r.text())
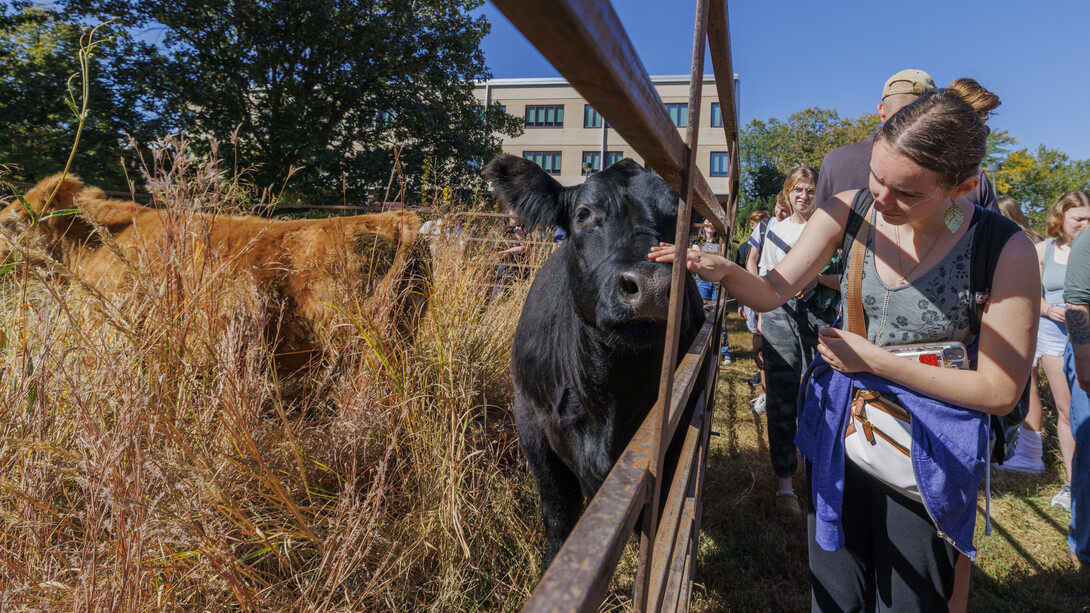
top-left (844, 190), bottom-right (875, 337)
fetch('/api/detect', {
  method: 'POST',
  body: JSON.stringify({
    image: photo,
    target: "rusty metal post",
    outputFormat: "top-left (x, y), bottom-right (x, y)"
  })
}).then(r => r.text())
top-left (633, 0), bottom-right (711, 610)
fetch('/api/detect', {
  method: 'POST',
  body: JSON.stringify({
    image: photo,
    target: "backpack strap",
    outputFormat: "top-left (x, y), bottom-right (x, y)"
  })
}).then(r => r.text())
top-left (841, 189), bottom-right (875, 267)
top-left (968, 206), bottom-right (1022, 336)
top-left (965, 205), bottom-right (1031, 472)
top-left (755, 218), bottom-right (769, 255)
top-left (742, 218), bottom-right (770, 270)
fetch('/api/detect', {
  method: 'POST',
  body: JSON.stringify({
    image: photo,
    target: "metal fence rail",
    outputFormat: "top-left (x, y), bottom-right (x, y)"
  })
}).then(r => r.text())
top-left (488, 1), bottom-right (740, 611)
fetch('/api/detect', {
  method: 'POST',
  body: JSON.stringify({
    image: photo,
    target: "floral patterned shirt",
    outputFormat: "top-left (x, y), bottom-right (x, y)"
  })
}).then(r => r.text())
top-left (844, 210), bottom-right (976, 347)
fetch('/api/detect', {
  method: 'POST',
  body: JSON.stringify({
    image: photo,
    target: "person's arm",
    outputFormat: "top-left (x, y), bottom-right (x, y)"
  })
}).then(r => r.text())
top-left (816, 232), bottom-right (1040, 415)
top-left (1067, 304), bottom-right (1090, 390)
top-left (649, 191), bottom-right (855, 312)
top-left (817, 272), bottom-right (841, 290)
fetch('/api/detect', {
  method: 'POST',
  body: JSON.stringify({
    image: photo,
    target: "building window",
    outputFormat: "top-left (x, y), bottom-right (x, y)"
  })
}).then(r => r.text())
top-left (525, 151), bottom-right (563, 175)
top-left (525, 105), bottom-right (564, 128)
top-left (584, 105), bottom-right (602, 128)
top-left (581, 151), bottom-right (624, 175)
top-left (666, 103), bottom-right (688, 127)
top-left (582, 152), bottom-right (599, 175)
top-left (710, 103), bottom-right (722, 128)
top-left (710, 152), bottom-right (730, 177)
top-left (375, 109), bottom-right (395, 126)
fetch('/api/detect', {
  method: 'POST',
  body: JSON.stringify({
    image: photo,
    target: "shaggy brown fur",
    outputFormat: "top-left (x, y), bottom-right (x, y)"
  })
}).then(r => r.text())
top-left (0, 174), bottom-right (425, 374)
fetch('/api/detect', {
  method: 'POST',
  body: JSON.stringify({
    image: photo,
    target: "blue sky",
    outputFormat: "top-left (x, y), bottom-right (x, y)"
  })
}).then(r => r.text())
top-left (476, 0), bottom-right (1090, 161)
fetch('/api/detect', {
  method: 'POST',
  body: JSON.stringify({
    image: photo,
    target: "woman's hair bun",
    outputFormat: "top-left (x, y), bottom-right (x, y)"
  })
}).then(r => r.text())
top-left (947, 78), bottom-right (1000, 119)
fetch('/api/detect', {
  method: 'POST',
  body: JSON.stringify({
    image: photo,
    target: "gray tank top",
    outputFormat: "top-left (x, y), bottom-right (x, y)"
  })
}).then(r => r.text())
top-left (1042, 238), bottom-right (1067, 306)
top-left (842, 209), bottom-right (976, 347)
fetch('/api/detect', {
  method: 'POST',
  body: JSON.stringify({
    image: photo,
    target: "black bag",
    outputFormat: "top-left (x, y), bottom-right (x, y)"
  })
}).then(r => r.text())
top-left (841, 189), bottom-right (1028, 463)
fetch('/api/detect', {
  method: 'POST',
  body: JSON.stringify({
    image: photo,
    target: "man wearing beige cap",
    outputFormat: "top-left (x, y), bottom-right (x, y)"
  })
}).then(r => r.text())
top-left (814, 69), bottom-right (998, 211)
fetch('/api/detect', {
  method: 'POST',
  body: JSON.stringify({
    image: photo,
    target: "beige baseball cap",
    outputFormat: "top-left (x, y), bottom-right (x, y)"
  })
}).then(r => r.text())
top-left (882, 69), bottom-right (937, 99)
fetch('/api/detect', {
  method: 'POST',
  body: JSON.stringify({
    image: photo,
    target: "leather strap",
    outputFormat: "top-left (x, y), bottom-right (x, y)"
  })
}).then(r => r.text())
top-left (844, 201), bottom-right (876, 337)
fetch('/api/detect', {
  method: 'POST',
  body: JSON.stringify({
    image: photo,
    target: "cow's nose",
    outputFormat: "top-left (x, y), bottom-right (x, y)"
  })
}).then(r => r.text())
top-left (618, 269), bottom-right (669, 320)
top-left (619, 270), bottom-right (642, 298)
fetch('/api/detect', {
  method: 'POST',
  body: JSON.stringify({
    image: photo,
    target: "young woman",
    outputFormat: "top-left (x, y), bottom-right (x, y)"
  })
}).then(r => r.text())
top-left (997, 196), bottom-right (1044, 243)
top-left (694, 223), bottom-right (722, 303)
top-left (650, 85), bottom-right (1039, 610)
top-left (999, 193), bottom-right (1090, 507)
top-left (748, 166), bottom-right (839, 521)
top-left (694, 223), bottom-right (731, 364)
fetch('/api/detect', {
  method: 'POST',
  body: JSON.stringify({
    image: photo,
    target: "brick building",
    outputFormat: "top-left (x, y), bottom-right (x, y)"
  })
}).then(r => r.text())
top-left (473, 74), bottom-right (739, 205)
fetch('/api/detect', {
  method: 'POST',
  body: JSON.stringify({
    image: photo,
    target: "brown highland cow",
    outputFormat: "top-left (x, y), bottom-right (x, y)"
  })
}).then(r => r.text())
top-left (0, 174), bottom-right (426, 374)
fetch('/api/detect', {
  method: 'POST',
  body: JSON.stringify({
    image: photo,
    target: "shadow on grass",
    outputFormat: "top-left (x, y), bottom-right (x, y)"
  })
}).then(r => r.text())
top-left (689, 309), bottom-right (812, 612)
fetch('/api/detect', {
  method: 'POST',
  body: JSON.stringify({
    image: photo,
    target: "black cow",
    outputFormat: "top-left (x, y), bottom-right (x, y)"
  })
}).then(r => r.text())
top-left (483, 155), bottom-right (705, 570)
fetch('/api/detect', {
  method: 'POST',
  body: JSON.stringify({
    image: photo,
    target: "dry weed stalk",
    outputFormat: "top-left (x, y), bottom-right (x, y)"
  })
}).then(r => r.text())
top-left (0, 142), bottom-right (542, 610)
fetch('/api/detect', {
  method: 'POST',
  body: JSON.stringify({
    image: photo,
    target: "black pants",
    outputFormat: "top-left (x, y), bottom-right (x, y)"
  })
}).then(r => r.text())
top-left (807, 460), bottom-right (959, 612)
top-left (762, 298), bottom-right (837, 478)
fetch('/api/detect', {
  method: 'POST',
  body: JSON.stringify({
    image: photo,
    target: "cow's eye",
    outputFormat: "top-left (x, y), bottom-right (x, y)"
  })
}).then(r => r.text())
top-left (575, 207), bottom-right (592, 223)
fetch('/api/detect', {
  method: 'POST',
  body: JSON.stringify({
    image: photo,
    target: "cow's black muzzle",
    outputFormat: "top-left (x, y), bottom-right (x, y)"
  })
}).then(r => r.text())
top-left (617, 265), bottom-right (671, 322)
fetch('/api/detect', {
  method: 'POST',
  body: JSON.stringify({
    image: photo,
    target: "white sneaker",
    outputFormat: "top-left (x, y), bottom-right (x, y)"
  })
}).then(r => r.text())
top-left (1052, 482), bottom-right (1072, 510)
top-left (993, 453), bottom-right (1045, 475)
top-left (750, 394), bottom-right (766, 415)
top-left (721, 354), bottom-right (732, 365)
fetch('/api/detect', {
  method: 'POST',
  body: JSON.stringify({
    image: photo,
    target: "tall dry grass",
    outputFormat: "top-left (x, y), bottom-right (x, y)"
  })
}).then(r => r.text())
top-left (0, 142), bottom-right (543, 610)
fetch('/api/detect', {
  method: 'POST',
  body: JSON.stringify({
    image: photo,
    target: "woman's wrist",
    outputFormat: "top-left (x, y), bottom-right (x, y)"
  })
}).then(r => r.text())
top-left (867, 343), bottom-right (904, 380)
top-left (717, 258), bottom-right (738, 285)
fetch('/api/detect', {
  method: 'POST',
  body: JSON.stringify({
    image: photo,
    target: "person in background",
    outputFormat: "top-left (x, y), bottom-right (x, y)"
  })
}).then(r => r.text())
top-left (491, 213), bottom-right (530, 298)
top-left (1060, 196), bottom-right (1090, 571)
top-left (695, 223), bottom-right (731, 364)
top-left (695, 223), bottom-right (722, 303)
top-left (815, 70), bottom-right (999, 212)
top-left (733, 211), bottom-right (770, 270)
top-left (734, 210), bottom-right (771, 410)
top-left (650, 82), bottom-right (1038, 611)
top-left (998, 193), bottom-right (1090, 484)
top-left (771, 193), bottom-right (790, 226)
top-left (752, 165), bottom-right (837, 521)
top-left (998, 196), bottom-right (1044, 243)
top-left (741, 195), bottom-right (793, 412)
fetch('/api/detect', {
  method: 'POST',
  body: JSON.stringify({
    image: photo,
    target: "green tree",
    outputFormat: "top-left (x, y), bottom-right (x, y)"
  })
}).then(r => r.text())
top-left (62, 0), bottom-right (521, 204)
top-left (996, 145), bottom-right (1090, 218)
top-left (984, 128), bottom-right (1019, 167)
top-left (737, 107), bottom-right (878, 231)
top-left (0, 2), bottom-right (167, 188)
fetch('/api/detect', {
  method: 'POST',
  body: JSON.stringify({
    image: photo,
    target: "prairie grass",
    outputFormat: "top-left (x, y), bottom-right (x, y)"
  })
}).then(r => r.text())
top-left (2, 143), bottom-right (1086, 610)
top-left (0, 146), bottom-right (544, 611)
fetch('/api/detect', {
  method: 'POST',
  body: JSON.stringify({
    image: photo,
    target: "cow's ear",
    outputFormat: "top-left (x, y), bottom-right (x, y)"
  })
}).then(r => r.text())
top-left (483, 155), bottom-right (577, 231)
top-left (24, 173), bottom-right (84, 216)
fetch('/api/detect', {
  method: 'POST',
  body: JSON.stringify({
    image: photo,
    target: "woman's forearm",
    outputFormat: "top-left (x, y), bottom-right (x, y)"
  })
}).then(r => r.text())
top-left (868, 350), bottom-right (1023, 415)
top-left (718, 266), bottom-right (798, 312)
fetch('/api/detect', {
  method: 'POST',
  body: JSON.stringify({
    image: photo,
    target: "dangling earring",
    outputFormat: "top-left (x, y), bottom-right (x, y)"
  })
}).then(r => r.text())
top-left (944, 200), bottom-right (964, 233)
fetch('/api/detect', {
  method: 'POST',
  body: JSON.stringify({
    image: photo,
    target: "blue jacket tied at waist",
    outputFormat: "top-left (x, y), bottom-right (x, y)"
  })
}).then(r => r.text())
top-left (795, 355), bottom-right (989, 559)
